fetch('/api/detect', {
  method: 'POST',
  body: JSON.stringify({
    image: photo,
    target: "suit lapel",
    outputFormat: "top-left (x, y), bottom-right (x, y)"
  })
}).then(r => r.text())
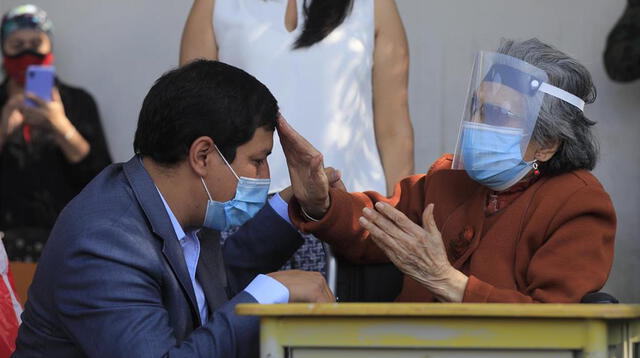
top-left (122, 156), bottom-right (200, 325)
top-left (195, 229), bottom-right (229, 313)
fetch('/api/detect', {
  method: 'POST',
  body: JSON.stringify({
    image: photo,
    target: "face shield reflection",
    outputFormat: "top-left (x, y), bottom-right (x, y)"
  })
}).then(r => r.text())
top-left (451, 52), bottom-right (585, 191)
top-left (452, 52), bottom-right (548, 191)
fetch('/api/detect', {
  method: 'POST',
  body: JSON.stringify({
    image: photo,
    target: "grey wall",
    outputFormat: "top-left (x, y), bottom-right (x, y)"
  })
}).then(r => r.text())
top-left (1, 0), bottom-right (638, 302)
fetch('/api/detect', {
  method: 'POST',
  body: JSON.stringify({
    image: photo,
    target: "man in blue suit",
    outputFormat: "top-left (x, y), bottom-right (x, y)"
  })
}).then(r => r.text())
top-left (13, 60), bottom-right (334, 357)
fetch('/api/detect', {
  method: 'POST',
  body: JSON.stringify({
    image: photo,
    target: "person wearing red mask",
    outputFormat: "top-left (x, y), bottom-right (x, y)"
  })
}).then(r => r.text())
top-left (0, 5), bottom-right (112, 262)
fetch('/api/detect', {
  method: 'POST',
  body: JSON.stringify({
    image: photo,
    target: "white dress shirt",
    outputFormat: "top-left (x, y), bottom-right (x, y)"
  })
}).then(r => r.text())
top-left (157, 190), bottom-right (290, 325)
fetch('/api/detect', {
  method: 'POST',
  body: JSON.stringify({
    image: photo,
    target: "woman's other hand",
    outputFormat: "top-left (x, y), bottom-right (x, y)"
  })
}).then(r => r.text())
top-left (359, 202), bottom-right (469, 302)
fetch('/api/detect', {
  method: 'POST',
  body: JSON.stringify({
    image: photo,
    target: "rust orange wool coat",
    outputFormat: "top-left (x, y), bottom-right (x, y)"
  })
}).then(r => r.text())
top-left (290, 155), bottom-right (616, 303)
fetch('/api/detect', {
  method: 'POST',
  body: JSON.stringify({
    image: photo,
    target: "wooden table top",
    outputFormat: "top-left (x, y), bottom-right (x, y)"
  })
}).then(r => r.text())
top-left (236, 303), bottom-right (640, 319)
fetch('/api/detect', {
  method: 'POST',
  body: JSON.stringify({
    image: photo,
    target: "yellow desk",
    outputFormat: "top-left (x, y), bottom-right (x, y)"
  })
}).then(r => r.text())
top-left (236, 303), bottom-right (640, 358)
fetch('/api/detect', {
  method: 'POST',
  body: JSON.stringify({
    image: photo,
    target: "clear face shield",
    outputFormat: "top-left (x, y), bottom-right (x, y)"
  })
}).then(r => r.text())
top-left (451, 52), bottom-right (585, 191)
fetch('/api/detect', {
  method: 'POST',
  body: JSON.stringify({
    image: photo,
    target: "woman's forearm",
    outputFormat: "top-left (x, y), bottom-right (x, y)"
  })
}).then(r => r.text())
top-left (180, 0), bottom-right (218, 65)
top-left (54, 121), bottom-right (90, 164)
top-left (377, 131), bottom-right (414, 195)
top-left (372, 0), bottom-right (414, 195)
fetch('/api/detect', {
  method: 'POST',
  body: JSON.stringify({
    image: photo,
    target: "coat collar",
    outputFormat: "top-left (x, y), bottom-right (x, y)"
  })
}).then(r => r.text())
top-left (122, 155), bottom-right (200, 325)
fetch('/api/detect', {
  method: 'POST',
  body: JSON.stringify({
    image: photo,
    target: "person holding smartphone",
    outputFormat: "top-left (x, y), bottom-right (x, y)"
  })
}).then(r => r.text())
top-left (0, 5), bottom-right (112, 262)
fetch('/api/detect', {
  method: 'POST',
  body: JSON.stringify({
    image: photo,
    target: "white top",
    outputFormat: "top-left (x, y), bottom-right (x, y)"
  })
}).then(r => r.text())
top-left (215, 0), bottom-right (385, 193)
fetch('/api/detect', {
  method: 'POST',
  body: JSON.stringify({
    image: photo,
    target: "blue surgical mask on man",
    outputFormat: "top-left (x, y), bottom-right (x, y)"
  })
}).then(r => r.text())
top-left (461, 121), bottom-right (535, 191)
top-left (201, 146), bottom-right (270, 231)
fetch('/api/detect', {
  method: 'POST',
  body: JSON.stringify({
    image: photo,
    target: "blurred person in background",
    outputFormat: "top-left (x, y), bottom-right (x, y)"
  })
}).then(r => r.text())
top-left (0, 4), bottom-right (112, 262)
top-left (604, 0), bottom-right (640, 82)
top-left (180, 0), bottom-right (414, 294)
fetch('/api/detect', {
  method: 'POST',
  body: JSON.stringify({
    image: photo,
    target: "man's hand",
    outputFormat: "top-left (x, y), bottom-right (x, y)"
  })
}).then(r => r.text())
top-left (358, 202), bottom-right (468, 302)
top-left (277, 116), bottom-right (331, 218)
top-left (268, 270), bottom-right (335, 302)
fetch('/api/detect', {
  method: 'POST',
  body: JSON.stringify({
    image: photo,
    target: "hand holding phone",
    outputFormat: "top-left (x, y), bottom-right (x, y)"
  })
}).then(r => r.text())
top-left (25, 65), bottom-right (55, 107)
top-left (20, 66), bottom-right (71, 136)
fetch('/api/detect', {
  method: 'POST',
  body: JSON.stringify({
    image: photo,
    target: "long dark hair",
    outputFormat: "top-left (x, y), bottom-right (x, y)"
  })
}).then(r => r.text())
top-left (293, 0), bottom-right (355, 49)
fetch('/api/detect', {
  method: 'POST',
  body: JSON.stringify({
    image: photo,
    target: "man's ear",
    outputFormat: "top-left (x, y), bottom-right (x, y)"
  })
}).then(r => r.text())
top-left (535, 140), bottom-right (560, 163)
top-left (188, 136), bottom-right (216, 177)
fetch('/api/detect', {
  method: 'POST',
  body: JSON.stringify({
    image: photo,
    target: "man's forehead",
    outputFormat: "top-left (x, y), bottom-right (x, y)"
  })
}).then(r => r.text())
top-left (237, 126), bottom-right (274, 155)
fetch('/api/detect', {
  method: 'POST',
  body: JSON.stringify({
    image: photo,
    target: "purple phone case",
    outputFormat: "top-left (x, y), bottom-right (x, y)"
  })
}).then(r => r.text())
top-left (25, 65), bottom-right (55, 107)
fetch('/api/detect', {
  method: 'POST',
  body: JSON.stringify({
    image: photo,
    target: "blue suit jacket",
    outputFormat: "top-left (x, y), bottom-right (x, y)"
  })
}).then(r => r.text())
top-left (12, 157), bottom-right (302, 358)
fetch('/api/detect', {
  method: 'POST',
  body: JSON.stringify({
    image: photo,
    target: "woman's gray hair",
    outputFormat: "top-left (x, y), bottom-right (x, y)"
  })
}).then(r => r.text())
top-left (497, 38), bottom-right (599, 175)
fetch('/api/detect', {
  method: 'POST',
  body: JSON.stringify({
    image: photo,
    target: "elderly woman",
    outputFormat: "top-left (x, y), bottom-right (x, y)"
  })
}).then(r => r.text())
top-left (279, 38), bottom-right (615, 303)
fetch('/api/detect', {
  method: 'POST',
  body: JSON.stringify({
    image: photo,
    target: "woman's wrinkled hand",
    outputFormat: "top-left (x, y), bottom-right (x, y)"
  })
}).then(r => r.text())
top-left (277, 115), bottom-right (331, 219)
top-left (279, 167), bottom-right (345, 205)
top-left (359, 202), bottom-right (468, 302)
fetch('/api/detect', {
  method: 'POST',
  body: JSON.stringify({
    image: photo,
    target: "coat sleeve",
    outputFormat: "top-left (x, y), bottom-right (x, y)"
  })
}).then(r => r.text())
top-left (52, 222), bottom-right (260, 358)
top-left (222, 203), bottom-right (304, 294)
top-left (463, 184), bottom-right (616, 303)
top-left (290, 174), bottom-right (428, 264)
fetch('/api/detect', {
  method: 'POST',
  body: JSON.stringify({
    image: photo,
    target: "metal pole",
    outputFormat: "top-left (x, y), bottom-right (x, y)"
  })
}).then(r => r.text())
top-left (323, 242), bottom-right (338, 299)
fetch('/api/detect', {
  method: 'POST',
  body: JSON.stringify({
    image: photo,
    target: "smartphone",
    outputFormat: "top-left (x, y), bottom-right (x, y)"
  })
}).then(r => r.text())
top-left (25, 65), bottom-right (55, 107)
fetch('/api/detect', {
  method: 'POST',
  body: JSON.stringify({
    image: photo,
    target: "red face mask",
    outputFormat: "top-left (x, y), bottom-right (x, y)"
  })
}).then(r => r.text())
top-left (2, 50), bottom-right (55, 85)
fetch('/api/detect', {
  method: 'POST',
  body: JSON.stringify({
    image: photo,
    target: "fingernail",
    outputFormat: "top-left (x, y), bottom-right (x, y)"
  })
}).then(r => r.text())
top-left (375, 202), bottom-right (384, 210)
top-left (358, 216), bottom-right (368, 225)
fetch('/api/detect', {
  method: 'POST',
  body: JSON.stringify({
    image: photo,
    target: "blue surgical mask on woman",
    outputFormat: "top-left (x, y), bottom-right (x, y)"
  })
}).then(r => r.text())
top-left (461, 121), bottom-right (535, 191)
top-left (201, 147), bottom-right (270, 231)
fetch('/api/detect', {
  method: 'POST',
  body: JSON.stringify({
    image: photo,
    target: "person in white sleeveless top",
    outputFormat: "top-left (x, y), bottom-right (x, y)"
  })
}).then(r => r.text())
top-left (180, 0), bottom-right (414, 277)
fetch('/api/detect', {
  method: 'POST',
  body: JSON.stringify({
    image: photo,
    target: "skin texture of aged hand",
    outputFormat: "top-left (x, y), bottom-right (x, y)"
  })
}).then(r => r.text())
top-left (278, 167), bottom-right (345, 204)
top-left (359, 202), bottom-right (469, 302)
top-left (277, 115), bottom-right (331, 218)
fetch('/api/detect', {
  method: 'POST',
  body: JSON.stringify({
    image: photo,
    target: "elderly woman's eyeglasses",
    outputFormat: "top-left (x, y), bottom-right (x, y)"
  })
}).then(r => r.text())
top-left (469, 94), bottom-right (525, 128)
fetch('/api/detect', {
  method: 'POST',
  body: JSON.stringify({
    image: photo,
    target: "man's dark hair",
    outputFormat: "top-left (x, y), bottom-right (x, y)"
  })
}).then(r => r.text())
top-left (133, 60), bottom-right (278, 165)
